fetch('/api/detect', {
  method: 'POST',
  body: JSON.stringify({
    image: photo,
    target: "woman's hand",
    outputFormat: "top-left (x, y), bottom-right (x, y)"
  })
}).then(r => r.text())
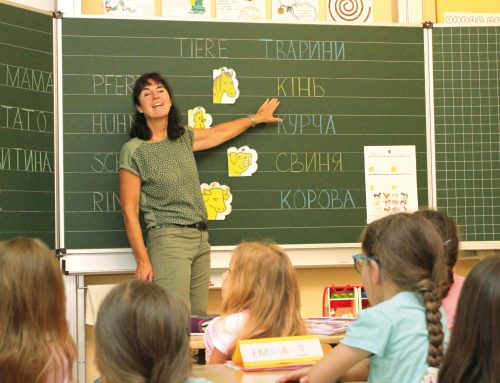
top-left (275, 367), bottom-right (310, 383)
top-left (135, 258), bottom-right (153, 281)
top-left (253, 98), bottom-right (283, 125)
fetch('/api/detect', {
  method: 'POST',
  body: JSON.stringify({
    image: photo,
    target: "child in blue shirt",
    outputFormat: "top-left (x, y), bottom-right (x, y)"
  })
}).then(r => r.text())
top-left (277, 212), bottom-right (448, 383)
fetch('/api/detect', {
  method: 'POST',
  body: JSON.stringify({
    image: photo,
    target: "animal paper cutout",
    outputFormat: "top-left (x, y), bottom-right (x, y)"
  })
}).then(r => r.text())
top-left (227, 146), bottom-right (258, 177)
top-left (188, 106), bottom-right (213, 129)
top-left (201, 182), bottom-right (233, 220)
top-left (213, 67), bottom-right (240, 104)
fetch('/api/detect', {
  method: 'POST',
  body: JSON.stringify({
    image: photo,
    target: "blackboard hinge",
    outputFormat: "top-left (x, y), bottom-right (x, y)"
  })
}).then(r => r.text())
top-left (53, 11), bottom-right (64, 19)
top-left (423, 21), bottom-right (433, 29)
top-left (61, 259), bottom-right (68, 275)
top-left (55, 248), bottom-right (66, 259)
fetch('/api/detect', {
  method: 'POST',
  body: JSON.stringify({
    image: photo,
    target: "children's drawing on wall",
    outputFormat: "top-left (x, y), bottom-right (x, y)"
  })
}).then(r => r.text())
top-left (201, 182), bottom-right (233, 220)
top-left (161, 0), bottom-right (211, 19)
top-left (216, 0), bottom-right (266, 20)
top-left (104, 0), bottom-right (155, 16)
top-left (213, 67), bottom-right (240, 104)
top-left (227, 146), bottom-right (258, 177)
top-left (444, 12), bottom-right (500, 25)
top-left (272, 0), bottom-right (319, 22)
top-left (364, 146), bottom-right (418, 223)
top-left (327, 0), bottom-right (373, 23)
top-left (188, 106), bottom-right (213, 129)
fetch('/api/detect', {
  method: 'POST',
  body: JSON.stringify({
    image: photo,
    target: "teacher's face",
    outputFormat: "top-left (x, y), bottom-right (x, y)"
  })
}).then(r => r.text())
top-left (136, 80), bottom-right (172, 120)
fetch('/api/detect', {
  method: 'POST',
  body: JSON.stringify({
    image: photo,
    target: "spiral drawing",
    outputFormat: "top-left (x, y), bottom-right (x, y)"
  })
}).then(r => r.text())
top-left (328, 0), bottom-right (372, 22)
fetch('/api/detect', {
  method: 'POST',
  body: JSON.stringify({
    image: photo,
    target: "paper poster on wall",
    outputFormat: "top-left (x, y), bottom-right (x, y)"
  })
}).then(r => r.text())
top-left (216, 0), bottom-right (266, 20)
top-left (104, 0), bottom-right (155, 16)
top-left (364, 146), bottom-right (418, 223)
top-left (188, 106), bottom-right (213, 129)
top-left (201, 182), bottom-right (233, 220)
top-left (327, 0), bottom-right (373, 23)
top-left (227, 146), bottom-right (258, 177)
top-left (162, 0), bottom-right (211, 19)
top-left (271, 0), bottom-right (319, 22)
top-left (213, 67), bottom-right (240, 104)
top-left (444, 12), bottom-right (500, 25)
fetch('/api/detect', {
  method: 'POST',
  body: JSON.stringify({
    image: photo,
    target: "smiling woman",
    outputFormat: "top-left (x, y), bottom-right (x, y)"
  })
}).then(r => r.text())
top-left (118, 72), bottom-right (282, 314)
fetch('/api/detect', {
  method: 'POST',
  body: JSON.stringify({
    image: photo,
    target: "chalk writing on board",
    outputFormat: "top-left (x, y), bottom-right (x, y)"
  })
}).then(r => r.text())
top-left (0, 64), bottom-right (53, 93)
top-left (261, 40), bottom-right (345, 61)
top-left (93, 191), bottom-right (121, 212)
top-left (0, 104), bottom-right (52, 132)
top-left (277, 77), bottom-right (325, 97)
top-left (280, 189), bottom-right (356, 209)
top-left (92, 74), bottom-right (138, 95)
top-left (275, 152), bottom-right (342, 172)
top-left (277, 114), bottom-right (336, 135)
top-left (0, 147), bottom-right (52, 173)
top-left (91, 153), bottom-right (119, 173)
top-left (92, 113), bottom-right (133, 134)
top-left (178, 38), bottom-right (228, 58)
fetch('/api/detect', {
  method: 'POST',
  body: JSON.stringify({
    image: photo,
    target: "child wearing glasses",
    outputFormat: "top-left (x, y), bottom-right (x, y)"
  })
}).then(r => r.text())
top-left (277, 213), bottom-right (448, 383)
top-left (414, 209), bottom-right (464, 330)
top-left (204, 241), bottom-right (306, 364)
top-left (438, 254), bottom-right (500, 383)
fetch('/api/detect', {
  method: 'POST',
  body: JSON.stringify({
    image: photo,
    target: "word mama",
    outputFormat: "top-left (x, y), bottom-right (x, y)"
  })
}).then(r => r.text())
top-left (4, 64), bottom-right (53, 93)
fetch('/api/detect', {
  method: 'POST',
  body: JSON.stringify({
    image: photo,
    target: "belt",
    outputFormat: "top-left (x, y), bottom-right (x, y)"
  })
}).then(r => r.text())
top-left (149, 221), bottom-right (208, 231)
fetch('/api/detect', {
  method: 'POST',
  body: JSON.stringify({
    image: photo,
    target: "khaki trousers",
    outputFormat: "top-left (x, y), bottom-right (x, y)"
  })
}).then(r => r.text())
top-left (146, 226), bottom-right (211, 314)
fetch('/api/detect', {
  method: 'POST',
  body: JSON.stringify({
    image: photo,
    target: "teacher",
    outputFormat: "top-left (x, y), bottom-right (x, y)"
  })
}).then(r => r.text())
top-left (119, 72), bottom-right (281, 314)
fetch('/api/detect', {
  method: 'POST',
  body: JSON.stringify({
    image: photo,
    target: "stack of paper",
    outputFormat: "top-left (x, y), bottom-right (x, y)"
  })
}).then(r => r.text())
top-left (304, 317), bottom-right (353, 335)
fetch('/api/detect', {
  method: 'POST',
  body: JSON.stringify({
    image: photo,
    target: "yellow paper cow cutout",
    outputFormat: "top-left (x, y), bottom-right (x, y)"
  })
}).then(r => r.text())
top-left (213, 67), bottom-right (240, 104)
top-left (201, 182), bottom-right (233, 220)
top-left (227, 146), bottom-right (258, 177)
top-left (188, 106), bottom-right (213, 129)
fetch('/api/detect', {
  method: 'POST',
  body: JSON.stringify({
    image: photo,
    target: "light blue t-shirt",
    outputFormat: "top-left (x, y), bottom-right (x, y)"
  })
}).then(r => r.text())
top-left (341, 291), bottom-right (448, 383)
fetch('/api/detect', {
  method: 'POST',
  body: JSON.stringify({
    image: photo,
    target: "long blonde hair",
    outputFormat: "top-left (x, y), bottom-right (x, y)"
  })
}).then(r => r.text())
top-left (222, 241), bottom-right (306, 340)
top-left (0, 237), bottom-right (76, 383)
top-left (94, 280), bottom-right (192, 383)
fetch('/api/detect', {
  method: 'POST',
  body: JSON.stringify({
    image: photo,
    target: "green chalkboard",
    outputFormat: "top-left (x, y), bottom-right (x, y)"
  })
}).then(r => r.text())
top-left (0, 3), bottom-right (54, 247)
top-left (62, 18), bottom-right (428, 249)
top-left (433, 26), bottom-right (499, 242)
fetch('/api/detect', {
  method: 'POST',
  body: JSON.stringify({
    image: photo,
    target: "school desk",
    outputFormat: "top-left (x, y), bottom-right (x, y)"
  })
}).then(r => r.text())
top-left (192, 365), bottom-right (366, 383)
top-left (189, 333), bottom-right (345, 350)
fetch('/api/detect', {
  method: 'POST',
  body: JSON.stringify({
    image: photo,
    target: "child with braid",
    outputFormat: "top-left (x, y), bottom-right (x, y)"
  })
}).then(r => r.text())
top-left (277, 213), bottom-right (448, 383)
top-left (414, 209), bottom-right (464, 330)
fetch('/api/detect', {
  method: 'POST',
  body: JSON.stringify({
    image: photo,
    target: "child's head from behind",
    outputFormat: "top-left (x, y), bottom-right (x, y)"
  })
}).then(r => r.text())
top-left (94, 280), bottom-right (191, 383)
top-left (0, 237), bottom-right (74, 383)
top-left (414, 209), bottom-right (460, 296)
top-left (222, 241), bottom-right (305, 339)
top-left (361, 213), bottom-right (447, 367)
top-left (0, 237), bottom-right (67, 336)
top-left (439, 254), bottom-right (500, 383)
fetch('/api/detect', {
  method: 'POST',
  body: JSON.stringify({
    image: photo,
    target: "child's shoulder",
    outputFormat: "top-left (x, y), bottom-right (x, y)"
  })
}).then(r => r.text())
top-left (210, 311), bottom-right (248, 333)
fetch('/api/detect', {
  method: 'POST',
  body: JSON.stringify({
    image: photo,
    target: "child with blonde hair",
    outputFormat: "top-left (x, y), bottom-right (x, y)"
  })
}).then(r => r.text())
top-left (0, 238), bottom-right (76, 383)
top-left (204, 241), bottom-right (306, 364)
top-left (278, 213), bottom-right (448, 383)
